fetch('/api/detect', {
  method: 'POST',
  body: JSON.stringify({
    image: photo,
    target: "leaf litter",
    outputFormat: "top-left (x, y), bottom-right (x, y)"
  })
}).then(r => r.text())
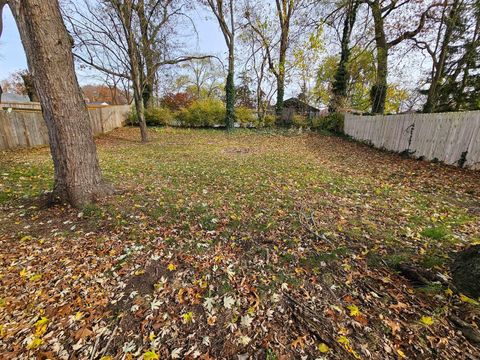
top-left (0, 127), bottom-right (479, 359)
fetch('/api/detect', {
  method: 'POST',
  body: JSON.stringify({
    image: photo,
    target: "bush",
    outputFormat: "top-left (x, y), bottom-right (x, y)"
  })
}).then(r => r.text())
top-left (313, 113), bottom-right (345, 134)
top-left (235, 107), bottom-right (257, 128)
top-left (262, 114), bottom-right (276, 128)
top-left (127, 107), bottom-right (174, 126)
top-left (176, 98), bottom-right (225, 127)
top-left (292, 114), bottom-right (308, 128)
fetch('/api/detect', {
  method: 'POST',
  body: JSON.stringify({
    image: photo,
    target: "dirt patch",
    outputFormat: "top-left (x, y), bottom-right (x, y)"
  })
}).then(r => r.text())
top-left (223, 147), bottom-right (254, 155)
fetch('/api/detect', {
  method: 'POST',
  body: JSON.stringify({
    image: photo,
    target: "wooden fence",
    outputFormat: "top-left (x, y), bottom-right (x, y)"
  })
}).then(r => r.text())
top-left (0, 103), bottom-right (131, 150)
top-left (344, 111), bottom-right (480, 170)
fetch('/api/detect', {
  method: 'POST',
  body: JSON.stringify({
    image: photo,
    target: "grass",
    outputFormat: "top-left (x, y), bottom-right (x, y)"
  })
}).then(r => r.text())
top-left (0, 127), bottom-right (479, 358)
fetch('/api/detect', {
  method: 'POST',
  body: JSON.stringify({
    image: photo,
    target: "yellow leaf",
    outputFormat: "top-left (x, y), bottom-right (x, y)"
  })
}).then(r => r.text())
top-left (134, 269), bottom-right (145, 276)
top-left (347, 304), bottom-right (361, 317)
top-left (29, 273), bottom-right (42, 282)
top-left (397, 348), bottom-right (406, 358)
top-left (143, 350), bottom-right (159, 360)
top-left (27, 337), bottom-right (43, 350)
top-left (167, 263), bottom-right (177, 271)
top-left (35, 317), bottom-right (49, 327)
top-left (20, 235), bottom-right (32, 242)
top-left (318, 343), bottom-right (331, 353)
top-left (460, 294), bottom-right (479, 305)
top-left (149, 332), bottom-right (156, 342)
top-left (181, 311), bottom-right (194, 323)
top-left (337, 335), bottom-right (350, 345)
top-left (20, 269), bottom-right (28, 278)
top-left (35, 316), bottom-right (49, 336)
top-left (445, 288), bottom-right (453, 297)
top-left (420, 316), bottom-right (434, 326)
top-left (74, 311), bottom-right (83, 321)
top-left (100, 357), bottom-right (113, 360)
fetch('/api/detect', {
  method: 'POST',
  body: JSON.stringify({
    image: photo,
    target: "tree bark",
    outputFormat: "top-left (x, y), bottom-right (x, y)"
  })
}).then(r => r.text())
top-left (114, 0), bottom-right (148, 142)
top-left (274, 0), bottom-right (293, 124)
top-left (370, 0), bottom-right (388, 115)
top-left (8, 0), bottom-right (113, 208)
top-left (225, 45), bottom-right (236, 130)
top-left (329, 0), bottom-right (358, 113)
top-left (424, 0), bottom-right (462, 113)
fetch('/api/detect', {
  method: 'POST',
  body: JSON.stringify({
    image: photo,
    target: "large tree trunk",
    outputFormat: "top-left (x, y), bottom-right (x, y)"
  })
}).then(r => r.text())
top-left (225, 47), bottom-right (236, 130)
top-left (370, 0), bottom-right (388, 115)
top-left (9, 0), bottom-right (113, 208)
top-left (329, 0), bottom-right (358, 113)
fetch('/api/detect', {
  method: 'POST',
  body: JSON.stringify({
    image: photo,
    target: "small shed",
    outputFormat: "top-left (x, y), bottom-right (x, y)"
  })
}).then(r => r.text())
top-left (280, 97), bottom-right (323, 126)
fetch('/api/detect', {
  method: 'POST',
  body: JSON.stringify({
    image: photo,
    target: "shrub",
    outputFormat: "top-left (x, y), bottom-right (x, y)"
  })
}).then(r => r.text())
top-left (313, 113), bottom-right (345, 134)
top-left (262, 114), bottom-right (276, 128)
top-left (176, 98), bottom-right (225, 127)
top-left (292, 114), bottom-right (308, 128)
top-left (235, 107), bottom-right (257, 128)
top-left (127, 107), bottom-right (174, 126)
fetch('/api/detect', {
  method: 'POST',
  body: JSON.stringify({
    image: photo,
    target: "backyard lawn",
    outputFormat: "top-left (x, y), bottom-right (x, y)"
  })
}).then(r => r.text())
top-left (0, 127), bottom-right (479, 359)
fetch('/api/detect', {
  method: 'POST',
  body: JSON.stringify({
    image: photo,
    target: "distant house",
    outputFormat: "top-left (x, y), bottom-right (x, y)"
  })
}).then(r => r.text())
top-left (280, 97), bottom-right (326, 126)
top-left (0, 93), bottom-right (30, 103)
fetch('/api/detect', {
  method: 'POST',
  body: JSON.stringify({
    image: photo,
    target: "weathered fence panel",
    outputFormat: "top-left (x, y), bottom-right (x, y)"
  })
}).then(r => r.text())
top-left (345, 111), bottom-right (480, 170)
top-left (0, 104), bottom-right (130, 150)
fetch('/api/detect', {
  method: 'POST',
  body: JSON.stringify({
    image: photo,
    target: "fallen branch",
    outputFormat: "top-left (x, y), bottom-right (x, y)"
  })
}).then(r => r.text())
top-left (395, 263), bottom-right (451, 288)
top-left (449, 315), bottom-right (480, 347)
top-left (283, 292), bottom-right (358, 359)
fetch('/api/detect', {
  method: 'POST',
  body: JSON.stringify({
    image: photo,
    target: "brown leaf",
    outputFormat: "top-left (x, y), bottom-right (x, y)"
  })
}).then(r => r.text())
top-left (74, 326), bottom-right (93, 340)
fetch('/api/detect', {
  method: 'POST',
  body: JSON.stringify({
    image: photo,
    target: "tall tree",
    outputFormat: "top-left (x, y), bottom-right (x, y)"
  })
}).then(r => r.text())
top-left (420, 0), bottom-right (480, 112)
top-left (1, 0), bottom-right (113, 207)
top-left (329, 0), bottom-right (360, 112)
top-left (366, 0), bottom-right (438, 114)
top-left (246, 0), bottom-right (301, 122)
top-left (203, 0), bottom-right (236, 130)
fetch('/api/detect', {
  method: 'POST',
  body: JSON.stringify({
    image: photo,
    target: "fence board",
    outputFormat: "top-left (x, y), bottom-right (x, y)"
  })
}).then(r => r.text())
top-left (0, 104), bottom-right (130, 150)
top-left (345, 111), bottom-right (480, 170)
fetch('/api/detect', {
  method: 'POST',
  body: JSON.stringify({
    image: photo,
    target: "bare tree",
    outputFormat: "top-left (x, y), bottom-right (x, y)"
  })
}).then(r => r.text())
top-left (366, 0), bottom-right (441, 114)
top-left (202, 0), bottom-right (236, 130)
top-left (245, 0), bottom-right (307, 122)
top-left (65, 0), bottom-right (213, 140)
top-left (1, 0), bottom-right (113, 207)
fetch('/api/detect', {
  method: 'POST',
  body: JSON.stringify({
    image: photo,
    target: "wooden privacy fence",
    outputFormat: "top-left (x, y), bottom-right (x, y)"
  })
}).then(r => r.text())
top-left (344, 111), bottom-right (480, 170)
top-left (0, 103), bottom-right (131, 150)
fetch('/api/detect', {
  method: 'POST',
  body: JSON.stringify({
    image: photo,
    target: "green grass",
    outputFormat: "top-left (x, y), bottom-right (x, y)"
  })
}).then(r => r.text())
top-left (0, 127), bottom-right (478, 277)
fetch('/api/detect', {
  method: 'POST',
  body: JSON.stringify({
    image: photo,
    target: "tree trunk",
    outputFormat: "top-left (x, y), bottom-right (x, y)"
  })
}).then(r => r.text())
top-left (329, 0), bottom-right (358, 113)
top-left (370, 0), bottom-right (388, 115)
top-left (275, 31), bottom-right (288, 123)
top-left (9, 0), bottom-right (113, 208)
top-left (122, 4), bottom-right (148, 142)
top-left (21, 71), bottom-right (39, 102)
top-left (225, 46), bottom-right (236, 130)
top-left (424, 0), bottom-right (461, 113)
top-left (137, 0), bottom-right (156, 110)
